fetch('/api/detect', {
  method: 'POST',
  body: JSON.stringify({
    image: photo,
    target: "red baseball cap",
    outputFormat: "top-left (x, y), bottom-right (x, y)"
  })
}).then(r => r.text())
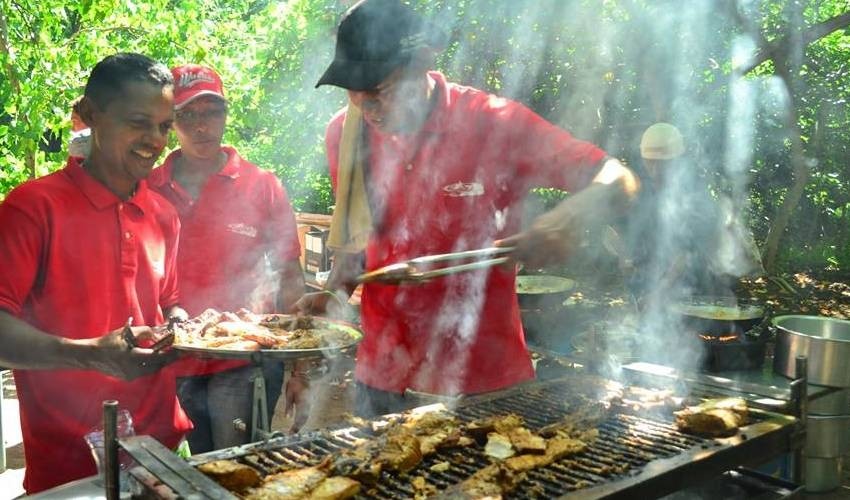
top-left (171, 64), bottom-right (225, 110)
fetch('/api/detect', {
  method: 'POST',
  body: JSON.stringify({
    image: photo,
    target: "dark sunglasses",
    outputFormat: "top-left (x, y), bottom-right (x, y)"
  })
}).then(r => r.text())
top-left (175, 107), bottom-right (227, 124)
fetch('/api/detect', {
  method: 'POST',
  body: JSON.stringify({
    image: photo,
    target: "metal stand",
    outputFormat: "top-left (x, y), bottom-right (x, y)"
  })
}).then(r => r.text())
top-left (789, 355), bottom-right (808, 485)
top-left (103, 400), bottom-right (120, 500)
top-left (249, 356), bottom-right (270, 442)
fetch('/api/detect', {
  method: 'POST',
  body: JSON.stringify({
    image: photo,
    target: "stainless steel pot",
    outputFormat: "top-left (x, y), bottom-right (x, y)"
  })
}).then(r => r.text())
top-left (805, 414), bottom-right (850, 457)
top-left (773, 315), bottom-right (850, 387)
top-left (809, 387), bottom-right (850, 415)
top-left (804, 456), bottom-right (843, 492)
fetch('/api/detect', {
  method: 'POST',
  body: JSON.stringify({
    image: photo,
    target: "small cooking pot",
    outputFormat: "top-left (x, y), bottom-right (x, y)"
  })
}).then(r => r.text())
top-left (516, 275), bottom-right (576, 310)
top-left (672, 295), bottom-right (764, 335)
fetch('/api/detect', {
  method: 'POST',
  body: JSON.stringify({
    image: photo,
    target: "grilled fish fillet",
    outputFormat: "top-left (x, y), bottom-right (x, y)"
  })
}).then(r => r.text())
top-left (197, 460), bottom-right (261, 492)
top-left (306, 476), bottom-right (360, 500)
top-left (674, 397), bottom-right (748, 437)
top-left (245, 466), bottom-right (328, 500)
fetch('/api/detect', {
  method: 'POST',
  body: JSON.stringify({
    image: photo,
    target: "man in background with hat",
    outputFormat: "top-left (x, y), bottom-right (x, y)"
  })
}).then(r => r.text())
top-left (300, 0), bottom-right (640, 417)
top-left (615, 122), bottom-right (764, 306)
top-left (149, 64), bottom-right (307, 450)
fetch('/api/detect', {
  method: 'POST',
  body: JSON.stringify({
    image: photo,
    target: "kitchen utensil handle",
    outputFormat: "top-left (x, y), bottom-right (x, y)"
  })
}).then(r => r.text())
top-left (408, 246), bottom-right (514, 265)
top-left (414, 256), bottom-right (510, 280)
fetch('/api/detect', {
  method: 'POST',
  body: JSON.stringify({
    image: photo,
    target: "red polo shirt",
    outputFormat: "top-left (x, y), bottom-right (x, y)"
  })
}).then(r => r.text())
top-left (326, 72), bottom-right (607, 395)
top-left (0, 157), bottom-right (192, 494)
top-left (149, 147), bottom-right (301, 375)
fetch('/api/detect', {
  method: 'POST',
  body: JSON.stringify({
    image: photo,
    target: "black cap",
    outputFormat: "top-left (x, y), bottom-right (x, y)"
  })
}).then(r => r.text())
top-left (316, 0), bottom-right (445, 91)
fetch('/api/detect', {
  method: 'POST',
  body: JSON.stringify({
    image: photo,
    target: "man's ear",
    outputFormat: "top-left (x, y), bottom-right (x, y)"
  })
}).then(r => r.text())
top-left (76, 96), bottom-right (98, 129)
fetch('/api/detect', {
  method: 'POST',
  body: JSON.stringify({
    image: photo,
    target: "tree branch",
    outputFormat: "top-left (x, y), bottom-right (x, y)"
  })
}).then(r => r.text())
top-left (739, 10), bottom-right (850, 75)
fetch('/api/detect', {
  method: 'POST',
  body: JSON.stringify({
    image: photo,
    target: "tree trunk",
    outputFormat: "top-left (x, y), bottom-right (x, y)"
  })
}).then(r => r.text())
top-left (762, 2), bottom-right (808, 273)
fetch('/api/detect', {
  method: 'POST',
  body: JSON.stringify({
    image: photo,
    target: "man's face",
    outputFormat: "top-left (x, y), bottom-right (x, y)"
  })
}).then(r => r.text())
top-left (347, 67), bottom-right (429, 133)
top-left (173, 96), bottom-right (227, 159)
top-left (87, 80), bottom-right (174, 182)
top-left (643, 158), bottom-right (672, 188)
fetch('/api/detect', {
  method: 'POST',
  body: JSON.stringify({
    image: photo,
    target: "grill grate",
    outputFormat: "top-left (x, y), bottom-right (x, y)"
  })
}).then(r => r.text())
top-left (189, 381), bottom-right (749, 499)
top-left (125, 371), bottom-right (799, 500)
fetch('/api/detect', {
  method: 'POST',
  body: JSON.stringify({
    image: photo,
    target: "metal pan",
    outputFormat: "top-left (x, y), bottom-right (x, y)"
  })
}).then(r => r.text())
top-left (516, 274), bottom-right (575, 310)
top-left (172, 315), bottom-right (363, 360)
top-left (672, 295), bottom-right (765, 334)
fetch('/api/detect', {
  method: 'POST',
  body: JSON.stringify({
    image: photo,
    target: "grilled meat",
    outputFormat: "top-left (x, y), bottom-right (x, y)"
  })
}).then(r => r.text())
top-left (411, 475), bottom-right (438, 498)
top-left (330, 446), bottom-right (383, 484)
top-left (674, 398), bottom-right (748, 437)
top-left (466, 414), bottom-right (524, 440)
top-left (173, 308), bottom-right (355, 351)
top-left (197, 459), bottom-right (261, 492)
top-left (506, 427), bottom-right (546, 455)
top-left (244, 462), bottom-right (359, 500)
top-left (442, 432), bottom-right (594, 499)
top-left (484, 432), bottom-right (515, 460)
top-left (331, 410), bottom-right (465, 483)
top-left (245, 466), bottom-right (328, 500)
top-left (307, 476), bottom-right (361, 500)
top-left (504, 434), bottom-right (590, 473)
top-left (378, 432), bottom-right (423, 473)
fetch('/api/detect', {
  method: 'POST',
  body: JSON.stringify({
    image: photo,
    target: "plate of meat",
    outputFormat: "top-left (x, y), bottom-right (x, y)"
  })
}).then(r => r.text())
top-left (171, 309), bottom-right (363, 360)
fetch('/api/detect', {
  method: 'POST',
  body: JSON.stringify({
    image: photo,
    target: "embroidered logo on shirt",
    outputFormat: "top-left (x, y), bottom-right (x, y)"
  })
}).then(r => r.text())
top-left (150, 258), bottom-right (165, 277)
top-left (227, 222), bottom-right (258, 238)
top-left (442, 181), bottom-right (484, 197)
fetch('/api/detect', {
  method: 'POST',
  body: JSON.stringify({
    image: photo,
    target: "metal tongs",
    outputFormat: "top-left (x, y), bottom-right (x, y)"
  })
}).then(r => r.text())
top-left (357, 246), bottom-right (514, 284)
top-left (123, 316), bottom-right (182, 352)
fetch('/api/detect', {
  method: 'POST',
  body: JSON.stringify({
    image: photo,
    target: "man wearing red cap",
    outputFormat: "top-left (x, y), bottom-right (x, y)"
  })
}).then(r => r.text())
top-left (149, 64), bottom-right (306, 451)
top-left (300, 0), bottom-right (640, 416)
top-left (0, 53), bottom-right (192, 494)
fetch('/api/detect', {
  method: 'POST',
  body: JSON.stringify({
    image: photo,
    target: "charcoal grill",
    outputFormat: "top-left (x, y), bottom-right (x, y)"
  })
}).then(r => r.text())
top-left (122, 374), bottom-right (801, 499)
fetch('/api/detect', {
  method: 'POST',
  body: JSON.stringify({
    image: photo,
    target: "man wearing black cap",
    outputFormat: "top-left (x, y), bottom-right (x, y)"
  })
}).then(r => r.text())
top-left (303, 0), bottom-right (640, 417)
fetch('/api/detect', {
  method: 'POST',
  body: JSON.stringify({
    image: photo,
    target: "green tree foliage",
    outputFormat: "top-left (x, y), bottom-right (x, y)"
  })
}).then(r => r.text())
top-left (1, 0), bottom-right (849, 271)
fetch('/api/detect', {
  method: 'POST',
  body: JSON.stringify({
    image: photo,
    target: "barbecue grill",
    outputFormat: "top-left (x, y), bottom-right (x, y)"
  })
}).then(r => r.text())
top-left (120, 370), bottom-right (804, 499)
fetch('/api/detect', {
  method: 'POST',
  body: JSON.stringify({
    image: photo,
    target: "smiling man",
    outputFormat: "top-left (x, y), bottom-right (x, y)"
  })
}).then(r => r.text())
top-left (149, 65), bottom-right (306, 450)
top-left (0, 53), bottom-right (191, 493)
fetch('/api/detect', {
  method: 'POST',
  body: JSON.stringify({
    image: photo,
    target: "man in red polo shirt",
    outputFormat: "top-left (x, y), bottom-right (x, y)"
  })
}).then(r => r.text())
top-left (149, 64), bottom-right (306, 449)
top-left (0, 53), bottom-right (192, 493)
top-left (301, 0), bottom-right (640, 416)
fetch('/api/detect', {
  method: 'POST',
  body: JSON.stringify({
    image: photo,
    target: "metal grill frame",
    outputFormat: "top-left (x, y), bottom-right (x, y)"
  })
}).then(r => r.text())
top-left (124, 376), bottom-right (798, 499)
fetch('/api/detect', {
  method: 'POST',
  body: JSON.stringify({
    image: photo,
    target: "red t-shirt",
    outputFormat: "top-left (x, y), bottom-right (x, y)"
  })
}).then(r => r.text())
top-left (326, 72), bottom-right (607, 395)
top-left (0, 157), bottom-right (192, 493)
top-left (149, 147), bottom-right (302, 375)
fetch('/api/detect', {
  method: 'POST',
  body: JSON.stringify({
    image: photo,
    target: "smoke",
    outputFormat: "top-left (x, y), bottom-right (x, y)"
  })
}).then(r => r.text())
top-left (422, 1), bottom-right (770, 380)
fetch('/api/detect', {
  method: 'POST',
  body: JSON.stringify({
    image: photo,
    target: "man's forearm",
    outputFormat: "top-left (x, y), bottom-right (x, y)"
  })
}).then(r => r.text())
top-left (546, 159), bottom-right (640, 230)
top-left (588, 158), bottom-right (640, 215)
top-left (325, 250), bottom-right (364, 297)
top-left (278, 259), bottom-right (306, 312)
top-left (0, 311), bottom-right (95, 370)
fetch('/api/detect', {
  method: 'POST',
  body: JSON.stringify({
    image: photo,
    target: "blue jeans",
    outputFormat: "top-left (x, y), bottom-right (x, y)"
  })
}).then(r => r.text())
top-left (177, 362), bottom-right (284, 453)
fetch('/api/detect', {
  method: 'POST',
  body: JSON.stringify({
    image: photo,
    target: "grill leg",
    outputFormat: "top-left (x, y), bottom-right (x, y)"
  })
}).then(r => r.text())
top-left (251, 365), bottom-right (269, 442)
top-left (790, 355), bottom-right (808, 485)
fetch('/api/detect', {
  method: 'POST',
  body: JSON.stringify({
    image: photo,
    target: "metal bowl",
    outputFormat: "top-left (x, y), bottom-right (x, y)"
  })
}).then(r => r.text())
top-left (773, 315), bottom-right (850, 387)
